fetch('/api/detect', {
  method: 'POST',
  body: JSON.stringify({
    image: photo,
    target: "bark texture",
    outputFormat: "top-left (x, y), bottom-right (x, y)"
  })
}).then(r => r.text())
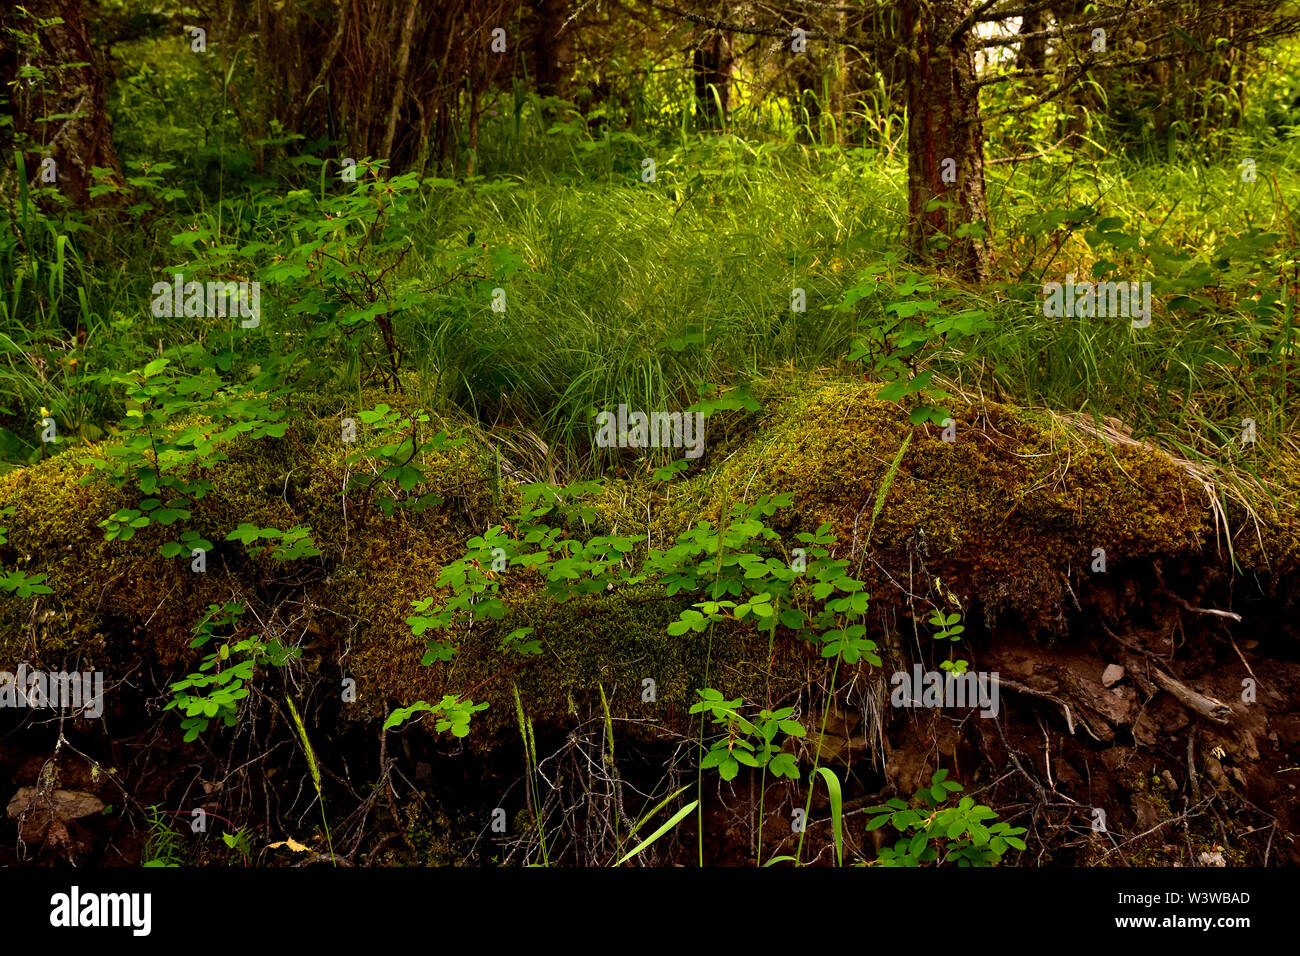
top-left (901, 0), bottom-right (991, 279)
top-left (2, 0), bottom-right (124, 209)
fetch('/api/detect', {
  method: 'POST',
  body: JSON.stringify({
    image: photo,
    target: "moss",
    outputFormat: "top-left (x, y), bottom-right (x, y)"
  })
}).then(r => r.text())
top-left (1, 371), bottom-right (1293, 748)
top-left (394, 800), bottom-right (464, 866)
top-left (0, 393), bottom-right (795, 740)
top-left (0, 453), bottom-right (232, 665)
top-left (1081, 771), bottom-right (1253, 867)
top-left (1228, 444), bottom-right (1300, 584)
top-left (343, 580), bottom-right (809, 741)
top-left (652, 377), bottom-right (1221, 632)
top-left (0, 402), bottom-right (497, 670)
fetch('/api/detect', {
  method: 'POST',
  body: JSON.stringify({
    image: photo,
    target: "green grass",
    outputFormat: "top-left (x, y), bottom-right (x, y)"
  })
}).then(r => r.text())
top-left (3, 96), bottom-right (1297, 518)
top-left (394, 130), bottom-right (1298, 490)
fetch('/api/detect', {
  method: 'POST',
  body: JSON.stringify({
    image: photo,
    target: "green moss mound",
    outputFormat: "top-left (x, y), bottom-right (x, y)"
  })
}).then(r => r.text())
top-left (0, 374), bottom-right (1292, 742)
top-left (0, 404), bottom-right (497, 672)
top-left (657, 377), bottom-right (1284, 630)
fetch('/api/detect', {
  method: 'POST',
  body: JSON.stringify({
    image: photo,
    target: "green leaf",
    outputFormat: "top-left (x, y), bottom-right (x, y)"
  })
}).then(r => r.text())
top-left (613, 800), bottom-right (699, 866)
top-left (814, 767), bottom-right (844, 866)
top-left (876, 377), bottom-right (908, 402)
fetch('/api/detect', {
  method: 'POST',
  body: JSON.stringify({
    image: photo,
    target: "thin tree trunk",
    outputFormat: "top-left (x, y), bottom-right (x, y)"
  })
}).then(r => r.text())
top-left (692, 26), bottom-right (732, 130)
top-left (466, 81), bottom-right (482, 178)
top-left (793, 64), bottom-right (821, 143)
top-left (828, 7), bottom-right (848, 145)
top-left (288, 0), bottom-right (348, 134)
top-left (1015, 9), bottom-right (1048, 74)
top-left (533, 0), bottom-right (572, 100)
top-left (382, 0), bottom-right (420, 160)
top-left (901, 0), bottom-right (991, 279)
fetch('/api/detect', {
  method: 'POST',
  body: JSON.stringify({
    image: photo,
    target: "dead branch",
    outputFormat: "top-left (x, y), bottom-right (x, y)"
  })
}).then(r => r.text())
top-left (1151, 668), bottom-right (1233, 725)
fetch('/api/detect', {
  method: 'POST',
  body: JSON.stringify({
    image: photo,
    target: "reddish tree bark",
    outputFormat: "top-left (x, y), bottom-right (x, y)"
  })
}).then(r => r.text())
top-left (901, 0), bottom-right (990, 279)
top-left (4, 0), bottom-right (123, 209)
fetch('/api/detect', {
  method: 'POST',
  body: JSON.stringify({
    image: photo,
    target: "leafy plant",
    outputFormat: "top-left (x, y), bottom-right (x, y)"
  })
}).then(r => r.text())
top-left (839, 259), bottom-right (993, 426)
top-left (164, 601), bottom-right (300, 741)
top-left (142, 805), bottom-right (185, 868)
top-left (79, 355), bottom-right (287, 559)
top-left (220, 827), bottom-right (254, 864)
top-left (689, 689), bottom-right (804, 782)
top-left (0, 507), bottom-right (52, 596)
top-left (226, 523), bottom-right (322, 561)
top-left (394, 482), bottom-right (884, 826)
top-left (344, 403), bottom-right (465, 519)
top-left (0, 569), bottom-right (52, 597)
top-left (865, 769), bottom-right (1027, 866)
top-left (928, 608), bottom-right (965, 641)
top-left (382, 694), bottom-right (489, 735)
top-left (927, 607), bottom-right (970, 674)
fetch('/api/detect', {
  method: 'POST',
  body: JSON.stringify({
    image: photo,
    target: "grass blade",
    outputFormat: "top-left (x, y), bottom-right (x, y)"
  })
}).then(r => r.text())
top-left (626, 784), bottom-right (692, 840)
top-left (866, 432), bottom-right (911, 544)
top-left (814, 766), bottom-right (844, 866)
top-left (614, 799), bottom-right (698, 866)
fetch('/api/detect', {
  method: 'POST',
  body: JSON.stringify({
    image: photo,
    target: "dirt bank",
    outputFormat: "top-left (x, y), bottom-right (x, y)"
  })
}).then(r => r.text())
top-left (1, 376), bottom-right (1295, 865)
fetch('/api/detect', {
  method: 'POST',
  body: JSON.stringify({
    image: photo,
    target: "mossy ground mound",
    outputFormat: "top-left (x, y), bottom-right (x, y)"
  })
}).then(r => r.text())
top-left (658, 378), bottom-right (1292, 632)
top-left (0, 375), bottom-right (1293, 739)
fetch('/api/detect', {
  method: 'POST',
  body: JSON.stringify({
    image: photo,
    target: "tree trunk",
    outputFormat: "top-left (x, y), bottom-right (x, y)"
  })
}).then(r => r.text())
top-left (532, 0), bottom-right (573, 101)
top-left (466, 82), bottom-right (482, 179)
top-left (901, 0), bottom-right (990, 280)
top-left (1015, 9), bottom-right (1048, 74)
top-left (792, 63), bottom-right (821, 143)
top-left (692, 28), bottom-right (733, 131)
top-left (381, 0), bottom-right (420, 161)
top-left (828, 7), bottom-right (848, 146)
top-left (2, 0), bottom-right (123, 209)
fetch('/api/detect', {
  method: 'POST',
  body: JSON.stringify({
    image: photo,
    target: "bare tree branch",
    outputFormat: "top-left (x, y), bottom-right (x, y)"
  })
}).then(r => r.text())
top-left (639, 0), bottom-right (869, 48)
top-left (951, 0), bottom-right (1006, 43)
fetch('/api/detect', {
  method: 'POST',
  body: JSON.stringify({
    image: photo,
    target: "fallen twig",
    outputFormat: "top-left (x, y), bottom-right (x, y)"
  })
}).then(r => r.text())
top-left (1151, 668), bottom-right (1233, 725)
top-left (990, 675), bottom-right (1077, 736)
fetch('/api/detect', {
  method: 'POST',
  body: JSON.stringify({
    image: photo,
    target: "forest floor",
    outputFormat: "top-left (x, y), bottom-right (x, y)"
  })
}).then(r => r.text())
top-left (2, 371), bottom-right (1295, 866)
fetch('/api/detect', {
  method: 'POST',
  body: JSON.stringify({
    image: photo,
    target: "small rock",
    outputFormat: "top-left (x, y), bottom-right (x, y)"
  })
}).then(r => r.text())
top-left (1102, 664), bottom-right (1125, 688)
top-left (1132, 793), bottom-right (1163, 830)
top-left (1203, 756), bottom-right (1231, 791)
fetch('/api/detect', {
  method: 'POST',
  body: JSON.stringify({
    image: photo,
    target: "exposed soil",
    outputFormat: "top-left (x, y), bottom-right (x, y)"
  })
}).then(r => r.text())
top-left (2, 561), bottom-right (1295, 867)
